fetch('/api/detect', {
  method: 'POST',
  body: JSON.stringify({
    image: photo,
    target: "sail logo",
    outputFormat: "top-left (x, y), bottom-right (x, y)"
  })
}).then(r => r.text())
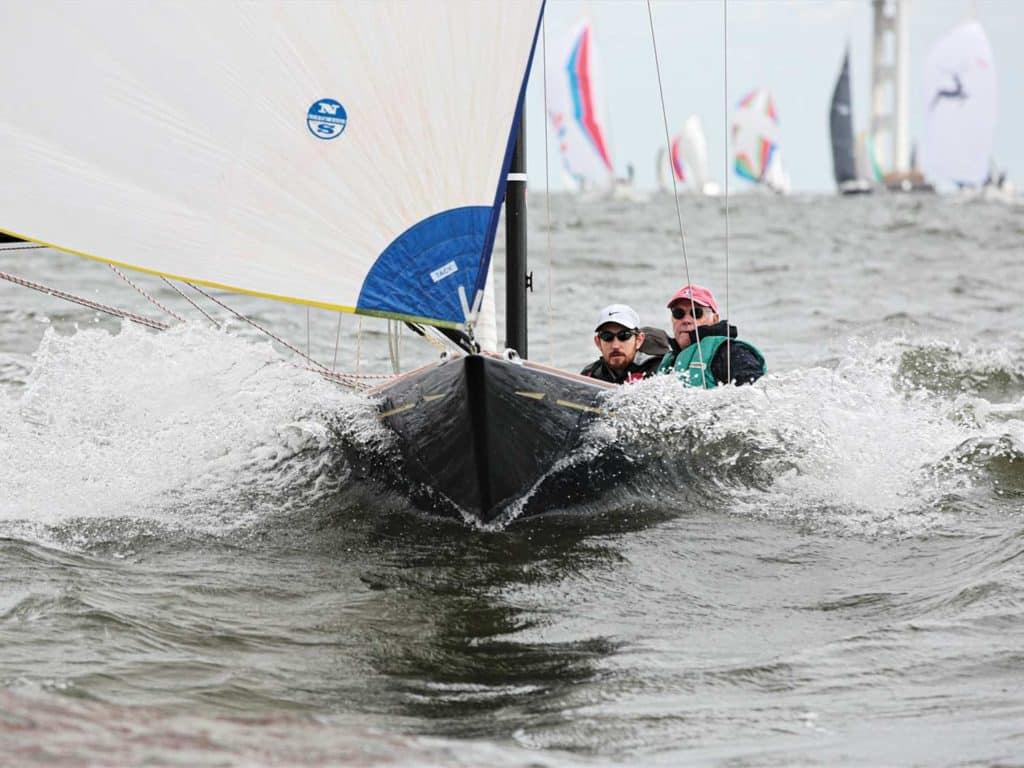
top-left (430, 261), bottom-right (458, 283)
top-left (307, 99), bottom-right (347, 140)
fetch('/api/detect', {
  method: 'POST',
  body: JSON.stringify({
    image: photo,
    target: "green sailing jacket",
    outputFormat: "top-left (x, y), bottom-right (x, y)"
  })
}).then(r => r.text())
top-left (657, 336), bottom-right (766, 388)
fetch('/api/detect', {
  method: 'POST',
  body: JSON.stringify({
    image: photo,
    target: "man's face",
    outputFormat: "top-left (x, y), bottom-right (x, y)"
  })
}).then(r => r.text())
top-left (670, 301), bottom-right (718, 347)
top-left (594, 323), bottom-right (645, 372)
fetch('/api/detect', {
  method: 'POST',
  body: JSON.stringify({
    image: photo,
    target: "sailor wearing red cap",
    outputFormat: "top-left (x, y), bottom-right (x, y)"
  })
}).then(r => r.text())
top-left (656, 285), bottom-right (766, 387)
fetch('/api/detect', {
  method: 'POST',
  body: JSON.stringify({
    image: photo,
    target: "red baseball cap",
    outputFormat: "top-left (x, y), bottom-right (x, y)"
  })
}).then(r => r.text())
top-left (667, 284), bottom-right (719, 315)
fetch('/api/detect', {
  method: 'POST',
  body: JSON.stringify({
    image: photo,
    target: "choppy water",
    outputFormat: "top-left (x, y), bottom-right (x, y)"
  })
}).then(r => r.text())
top-left (1, 193), bottom-right (1023, 766)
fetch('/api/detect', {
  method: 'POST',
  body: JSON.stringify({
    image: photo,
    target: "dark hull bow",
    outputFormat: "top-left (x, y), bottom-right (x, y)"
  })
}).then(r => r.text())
top-left (374, 354), bottom-right (613, 524)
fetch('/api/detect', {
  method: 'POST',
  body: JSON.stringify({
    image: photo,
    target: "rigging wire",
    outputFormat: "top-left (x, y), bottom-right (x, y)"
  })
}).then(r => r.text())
top-left (107, 264), bottom-right (186, 324)
top-left (311, 366), bottom-right (391, 391)
top-left (0, 269), bottom-right (169, 331)
top-left (0, 244), bottom-right (47, 253)
top-left (160, 277), bottom-right (221, 328)
top-left (332, 313), bottom-right (342, 371)
top-left (724, 0), bottom-right (732, 384)
top-left (645, 0), bottom-right (708, 377)
top-left (356, 317), bottom-right (363, 375)
top-left (541, 13), bottom-right (555, 367)
top-left (184, 281), bottom-right (331, 373)
top-left (1, 259), bottom-right (385, 391)
top-left (387, 319), bottom-right (401, 374)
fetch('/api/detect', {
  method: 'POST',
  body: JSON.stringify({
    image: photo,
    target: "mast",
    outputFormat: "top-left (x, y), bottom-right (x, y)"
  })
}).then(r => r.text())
top-left (504, 105), bottom-right (528, 358)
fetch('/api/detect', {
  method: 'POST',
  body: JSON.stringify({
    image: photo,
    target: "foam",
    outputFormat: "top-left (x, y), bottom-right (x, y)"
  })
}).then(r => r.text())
top-left (0, 322), bottom-right (385, 540)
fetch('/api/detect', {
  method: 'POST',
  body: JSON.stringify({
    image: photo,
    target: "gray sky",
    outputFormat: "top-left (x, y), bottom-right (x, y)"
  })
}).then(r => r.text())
top-left (525, 0), bottom-right (1020, 192)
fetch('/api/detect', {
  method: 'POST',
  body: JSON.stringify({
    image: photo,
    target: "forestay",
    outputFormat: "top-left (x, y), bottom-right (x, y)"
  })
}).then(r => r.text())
top-left (0, 2), bottom-right (543, 328)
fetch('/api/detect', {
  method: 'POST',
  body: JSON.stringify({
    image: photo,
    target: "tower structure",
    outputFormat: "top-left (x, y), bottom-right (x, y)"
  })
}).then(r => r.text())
top-left (870, 0), bottom-right (910, 173)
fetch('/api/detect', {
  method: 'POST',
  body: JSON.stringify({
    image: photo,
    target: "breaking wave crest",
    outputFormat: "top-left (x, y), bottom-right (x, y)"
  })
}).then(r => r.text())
top-left (0, 323), bottom-right (388, 547)
top-left (2, 325), bottom-right (1020, 544)
top-left (589, 337), bottom-right (1023, 535)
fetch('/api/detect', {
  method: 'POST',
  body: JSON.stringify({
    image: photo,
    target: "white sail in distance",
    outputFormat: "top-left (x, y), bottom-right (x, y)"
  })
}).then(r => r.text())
top-left (657, 116), bottom-right (719, 196)
top-left (679, 116), bottom-right (720, 196)
top-left (920, 20), bottom-right (996, 187)
top-left (0, 2), bottom-right (543, 329)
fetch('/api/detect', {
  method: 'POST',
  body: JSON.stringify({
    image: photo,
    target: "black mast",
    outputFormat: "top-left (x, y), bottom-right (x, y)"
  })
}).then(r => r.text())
top-left (504, 106), bottom-right (528, 358)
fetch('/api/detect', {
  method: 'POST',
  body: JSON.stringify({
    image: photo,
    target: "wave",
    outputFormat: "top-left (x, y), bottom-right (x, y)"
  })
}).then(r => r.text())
top-left (588, 337), bottom-right (1023, 535)
top-left (895, 340), bottom-right (1024, 402)
top-left (1, 325), bottom-right (1020, 546)
top-left (0, 323), bottom-right (386, 548)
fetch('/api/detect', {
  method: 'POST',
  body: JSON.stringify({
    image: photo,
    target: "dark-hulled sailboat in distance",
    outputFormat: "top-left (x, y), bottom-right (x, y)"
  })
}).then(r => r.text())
top-left (829, 48), bottom-right (874, 195)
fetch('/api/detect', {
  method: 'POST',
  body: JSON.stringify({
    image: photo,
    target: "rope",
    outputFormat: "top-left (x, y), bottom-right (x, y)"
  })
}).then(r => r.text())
top-left (185, 282), bottom-right (331, 372)
top-left (646, 0), bottom-right (708, 377)
top-left (724, 0), bottom-right (732, 384)
top-left (542, 14), bottom-right (555, 367)
top-left (107, 264), bottom-right (186, 323)
top-left (160, 277), bottom-right (221, 328)
top-left (419, 325), bottom-right (450, 352)
top-left (0, 269), bottom-right (170, 330)
top-left (0, 244), bottom-right (47, 253)
top-left (387, 319), bottom-right (401, 374)
top-left (1, 263), bottom-right (389, 391)
top-left (309, 365), bottom-right (393, 392)
top-left (356, 316), bottom-right (363, 374)
top-left (331, 313), bottom-right (342, 371)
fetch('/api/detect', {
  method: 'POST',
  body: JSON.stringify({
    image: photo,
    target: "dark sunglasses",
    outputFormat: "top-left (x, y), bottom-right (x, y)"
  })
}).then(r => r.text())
top-left (671, 305), bottom-right (706, 320)
top-left (597, 329), bottom-right (637, 342)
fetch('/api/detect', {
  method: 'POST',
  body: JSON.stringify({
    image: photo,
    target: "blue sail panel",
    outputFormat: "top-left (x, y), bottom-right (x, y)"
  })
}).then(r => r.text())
top-left (357, 207), bottom-right (491, 326)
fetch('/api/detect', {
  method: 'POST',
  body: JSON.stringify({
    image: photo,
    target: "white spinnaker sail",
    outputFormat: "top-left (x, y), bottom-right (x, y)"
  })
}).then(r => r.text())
top-left (0, 2), bottom-right (543, 328)
top-left (545, 19), bottom-right (614, 191)
top-left (920, 20), bottom-right (996, 187)
top-left (679, 115), bottom-right (713, 194)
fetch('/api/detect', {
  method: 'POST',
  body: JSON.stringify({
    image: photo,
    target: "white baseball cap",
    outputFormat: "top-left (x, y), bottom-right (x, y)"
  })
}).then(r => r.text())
top-left (594, 304), bottom-right (640, 332)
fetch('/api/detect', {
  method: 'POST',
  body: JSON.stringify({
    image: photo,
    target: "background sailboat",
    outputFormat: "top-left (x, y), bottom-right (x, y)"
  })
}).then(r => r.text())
top-left (546, 19), bottom-right (616, 193)
top-left (919, 19), bottom-right (998, 191)
top-left (657, 115), bottom-right (721, 196)
top-left (655, 125), bottom-right (689, 192)
top-left (830, 49), bottom-right (873, 194)
top-left (732, 88), bottom-right (790, 194)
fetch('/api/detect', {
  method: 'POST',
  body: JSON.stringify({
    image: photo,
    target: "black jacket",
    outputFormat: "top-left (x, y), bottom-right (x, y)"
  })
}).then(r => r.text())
top-left (580, 355), bottom-right (661, 384)
top-left (667, 320), bottom-right (765, 385)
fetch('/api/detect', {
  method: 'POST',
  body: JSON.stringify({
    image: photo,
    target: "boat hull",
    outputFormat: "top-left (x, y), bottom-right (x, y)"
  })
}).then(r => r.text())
top-left (838, 179), bottom-right (874, 195)
top-left (372, 354), bottom-right (613, 524)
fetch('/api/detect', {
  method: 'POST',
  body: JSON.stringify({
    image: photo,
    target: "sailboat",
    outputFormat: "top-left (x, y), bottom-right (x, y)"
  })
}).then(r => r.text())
top-left (829, 49), bottom-right (873, 195)
top-left (546, 18), bottom-right (625, 197)
top-left (919, 19), bottom-right (1001, 193)
top-left (0, 2), bottom-right (613, 525)
top-left (731, 88), bottom-right (790, 195)
top-left (656, 115), bottom-right (720, 197)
